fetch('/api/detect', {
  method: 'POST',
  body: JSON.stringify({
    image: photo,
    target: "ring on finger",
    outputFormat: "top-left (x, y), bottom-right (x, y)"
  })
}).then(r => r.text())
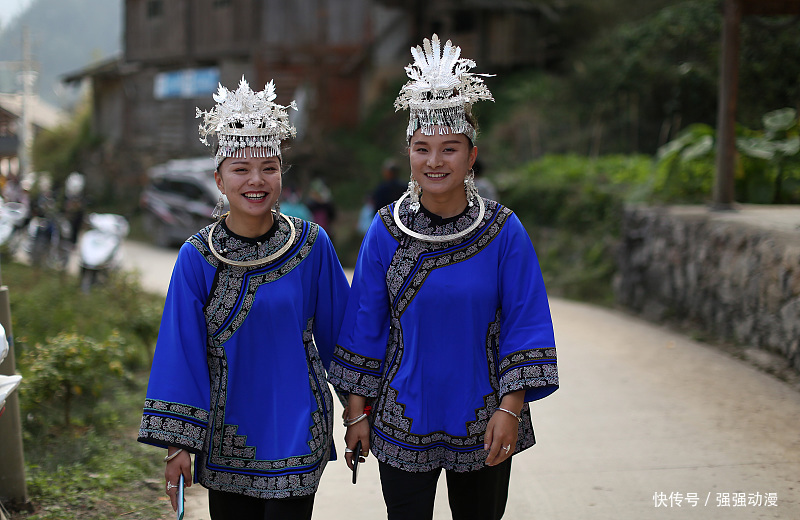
top-left (344, 447), bottom-right (354, 453)
top-left (166, 481), bottom-right (178, 493)
top-left (503, 444), bottom-right (511, 454)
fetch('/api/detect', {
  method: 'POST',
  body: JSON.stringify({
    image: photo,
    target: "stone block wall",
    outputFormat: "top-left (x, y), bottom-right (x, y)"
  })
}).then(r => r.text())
top-left (614, 205), bottom-right (800, 373)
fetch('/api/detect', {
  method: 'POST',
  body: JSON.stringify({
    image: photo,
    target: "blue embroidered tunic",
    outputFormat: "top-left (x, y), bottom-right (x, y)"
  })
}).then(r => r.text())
top-left (139, 216), bottom-right (350, 499)
top-left (329, 198), bottom-right (558, 473)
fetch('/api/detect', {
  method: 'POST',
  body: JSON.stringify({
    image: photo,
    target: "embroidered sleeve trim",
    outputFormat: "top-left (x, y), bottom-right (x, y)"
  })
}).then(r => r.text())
top-left (328, 345), bottom-right (383, 398)
top-left (139, 398), bottom-right (208, 452)
top-left (497, 348), bottom-right (559, 396)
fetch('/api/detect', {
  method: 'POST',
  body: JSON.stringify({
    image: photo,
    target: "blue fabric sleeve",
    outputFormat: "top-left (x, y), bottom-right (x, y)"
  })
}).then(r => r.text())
top-left (497, 213), bottom-right (559, 402)
top-left (139, 242), bottom-right (212, 452)
top-left (310, 226), bottom-right (350, 371)
top-left (328, 214), bottom-right (393, 397)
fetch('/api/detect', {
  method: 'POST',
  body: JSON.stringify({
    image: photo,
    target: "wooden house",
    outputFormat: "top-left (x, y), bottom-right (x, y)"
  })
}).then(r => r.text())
top-left (63, 0), bottom-right (565, 197)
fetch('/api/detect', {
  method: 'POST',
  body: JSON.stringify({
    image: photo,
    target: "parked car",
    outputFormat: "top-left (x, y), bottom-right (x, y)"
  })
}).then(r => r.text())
top-left (140, 157), bottom-right (226, 247)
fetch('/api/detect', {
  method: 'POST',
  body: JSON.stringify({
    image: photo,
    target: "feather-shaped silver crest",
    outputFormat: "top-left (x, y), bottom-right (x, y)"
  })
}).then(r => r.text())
top-left (395, 34), bottom-right (494, 142)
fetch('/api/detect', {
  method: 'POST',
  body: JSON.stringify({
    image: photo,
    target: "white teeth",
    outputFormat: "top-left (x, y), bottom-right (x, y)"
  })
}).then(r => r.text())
top-left (427, 173), bottom-right (447, 178)
top-left (244, 193), bottom-right (266, 200)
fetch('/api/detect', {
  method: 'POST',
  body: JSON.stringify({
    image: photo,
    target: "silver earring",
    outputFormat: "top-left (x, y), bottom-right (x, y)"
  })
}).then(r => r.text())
top-left (408, 176), bottom-right (421, 213)
top-left (464, 169), bottom-right (478, 207)
top-left (274, 199), bottom-right (281, 219)
top-left (212, 194), bottom-right (225, 218)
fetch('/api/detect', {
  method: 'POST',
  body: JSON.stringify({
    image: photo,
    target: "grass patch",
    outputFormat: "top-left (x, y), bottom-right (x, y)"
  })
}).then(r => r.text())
top-left (10, 376), bottom-right (170, 520)
top-left (1, 261), bottom-right (170, 519)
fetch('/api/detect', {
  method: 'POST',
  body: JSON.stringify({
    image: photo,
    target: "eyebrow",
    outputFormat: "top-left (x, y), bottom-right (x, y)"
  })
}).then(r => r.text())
top-left (411, 139), bottom-right (464, 146)
top-left (228, 158), bottom-right (280, 165)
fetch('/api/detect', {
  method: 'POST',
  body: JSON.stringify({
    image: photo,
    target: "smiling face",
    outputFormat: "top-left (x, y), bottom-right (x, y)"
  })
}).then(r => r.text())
top-left (408, 127), bottom-right (478, 214)
top-left (214, 148), bottom-right (282, 236)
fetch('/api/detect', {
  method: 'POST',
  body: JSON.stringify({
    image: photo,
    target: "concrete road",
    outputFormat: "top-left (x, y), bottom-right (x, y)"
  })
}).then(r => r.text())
top-left (122, 240), bottom-right (800, 519)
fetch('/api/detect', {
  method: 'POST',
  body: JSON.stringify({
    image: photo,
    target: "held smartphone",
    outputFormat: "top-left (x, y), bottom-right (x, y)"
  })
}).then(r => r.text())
top-left (177, 474), bottom-right (185, 520)
top-left (352, 440), bottom-right (362, 484)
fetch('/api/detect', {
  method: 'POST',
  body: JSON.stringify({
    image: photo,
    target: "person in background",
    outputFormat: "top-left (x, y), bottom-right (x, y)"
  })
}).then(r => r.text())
top-left (329, 35), bottom-right (559, 520)
top-left (356, 194), bottom-right (374, 237)
top-left (371, 158), bottom-right (407, 211)
top-left (60, 172), bottom-right (86, 256)
top-left (138, 77), bottom-right (350, 520)
top-left (306, 177), bottom-right (336, 240)
top-left (279, 183), bottom-right (313, 221)
top-left (472, 159), bottom-right (498, 201)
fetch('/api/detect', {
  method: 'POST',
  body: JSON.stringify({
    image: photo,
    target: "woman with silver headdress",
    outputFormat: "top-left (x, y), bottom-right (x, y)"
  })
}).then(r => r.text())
top-left (138, 77), bottom-right (350, 519)
top-left (329, 35), bottom-right (559, 519)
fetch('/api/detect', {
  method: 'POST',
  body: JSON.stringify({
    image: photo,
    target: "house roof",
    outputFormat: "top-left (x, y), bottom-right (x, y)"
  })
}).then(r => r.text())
top-left (61, 54), bottom-right (133, 84)
top-left (0, 93), bottom-right (67, 130)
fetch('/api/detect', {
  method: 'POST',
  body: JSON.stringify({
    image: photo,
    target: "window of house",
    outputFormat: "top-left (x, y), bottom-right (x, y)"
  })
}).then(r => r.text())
top-left (147, 0), bottom-right (164, 19)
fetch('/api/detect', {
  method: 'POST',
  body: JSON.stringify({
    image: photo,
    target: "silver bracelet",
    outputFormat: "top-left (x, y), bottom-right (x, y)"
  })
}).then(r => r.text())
top-left (164, 448), bottom-right (184, 463)
top-left (496, 407), bottom-right (522, 423)
top-left (343, 413), bottom-right (368, 428)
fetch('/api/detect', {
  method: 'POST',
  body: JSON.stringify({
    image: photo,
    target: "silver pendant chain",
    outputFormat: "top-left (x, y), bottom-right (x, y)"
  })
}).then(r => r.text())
top-left (207, 212), bottom-right (296, 267)
top-left (392, 192), bottom-right (485, 243)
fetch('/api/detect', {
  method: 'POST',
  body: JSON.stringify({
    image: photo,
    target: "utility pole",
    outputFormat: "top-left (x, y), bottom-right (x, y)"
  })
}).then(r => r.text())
top-left (17, 27), bottom-right (37, 178)
top-left (713, 0), bottom-right (741, 210)
top-left (0, 273), bottom-right (27, 507)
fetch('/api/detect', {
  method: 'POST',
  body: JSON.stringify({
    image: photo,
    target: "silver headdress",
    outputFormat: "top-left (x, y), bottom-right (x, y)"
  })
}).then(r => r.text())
top-left (196, 76), bottom-right (297, 168)
top-left (394, 34), bottom-right (494, 143)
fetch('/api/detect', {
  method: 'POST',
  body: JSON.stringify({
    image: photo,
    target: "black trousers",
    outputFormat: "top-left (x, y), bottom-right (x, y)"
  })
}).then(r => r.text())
top-left (207, 489), bottom-right (315, 520)
top-left (378, 458), bottom-right (513, 520)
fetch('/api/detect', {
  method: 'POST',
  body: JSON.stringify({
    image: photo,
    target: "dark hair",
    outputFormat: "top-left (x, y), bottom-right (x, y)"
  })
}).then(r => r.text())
top-left (464, 106), bottom-right (479, 149)
top-left (382, 158), bottom-right (400, 176)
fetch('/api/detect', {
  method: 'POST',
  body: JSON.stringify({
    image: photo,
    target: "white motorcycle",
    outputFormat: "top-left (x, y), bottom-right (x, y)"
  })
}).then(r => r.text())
top-left (0, 200), bottom-right (30, 256)
top-left (0, 322), bottom-right (22, 417)
top-left (78, 213), bottom-right (129, 293)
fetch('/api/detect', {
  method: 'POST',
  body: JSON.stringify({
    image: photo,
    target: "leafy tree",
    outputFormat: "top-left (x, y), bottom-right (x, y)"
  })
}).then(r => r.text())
top-left (30, 98), bottom-right (97, 189)
top-left (485, 0), bottom-right (800, 159)
top-left (570, 0), bottom-right (721, 154)
top-left (653, 108), bottom-right (800, 204)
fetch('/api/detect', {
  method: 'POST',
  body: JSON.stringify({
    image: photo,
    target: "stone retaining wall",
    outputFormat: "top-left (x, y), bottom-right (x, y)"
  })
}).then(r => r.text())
top-left (614, 205), bottom-right (800, 373)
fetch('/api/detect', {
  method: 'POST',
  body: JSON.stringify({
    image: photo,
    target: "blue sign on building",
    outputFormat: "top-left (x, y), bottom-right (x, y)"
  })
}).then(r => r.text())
top-left (154, 68), bottom-right (220, 99)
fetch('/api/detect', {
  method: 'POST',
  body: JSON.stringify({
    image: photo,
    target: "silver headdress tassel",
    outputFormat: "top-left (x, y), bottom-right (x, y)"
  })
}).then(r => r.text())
top-left (394, 34), bottom-right (494, 143)
top-left (196, 76), bottom-right (297, 168)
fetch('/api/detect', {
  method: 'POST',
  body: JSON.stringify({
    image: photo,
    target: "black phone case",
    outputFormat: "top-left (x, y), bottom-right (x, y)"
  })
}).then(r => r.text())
top-left (352, 440), bottom-right (362, 484)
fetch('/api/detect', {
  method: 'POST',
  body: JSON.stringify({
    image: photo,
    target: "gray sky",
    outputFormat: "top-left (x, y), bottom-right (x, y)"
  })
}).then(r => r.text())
top-left (0, 0), bottom-right (32, 29)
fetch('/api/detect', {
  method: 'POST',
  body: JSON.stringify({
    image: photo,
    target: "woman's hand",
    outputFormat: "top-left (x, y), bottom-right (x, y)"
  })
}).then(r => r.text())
top-left (344, 419), bottom-right (371, 470)
top-left (343, 394), bottom-right (370, 470)
top-left (484, 391), bottom-right (525, 466)
top-left (164, 448), bottom-right (192, 512)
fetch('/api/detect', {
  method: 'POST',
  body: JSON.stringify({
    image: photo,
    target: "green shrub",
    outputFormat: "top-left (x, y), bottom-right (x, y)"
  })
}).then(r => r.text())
top-left (5, 261), bottom-right (162, 431)
top-left (497, 154), bottom-right (652, 229)
top-left (652, 123), bottom-right (716, 203)
top-left (9, 264), bottom-right (163, 365)
top-left (21, 332), bottom-right (131, 427)
top-left (497, 154), bottom-right (652, 303)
